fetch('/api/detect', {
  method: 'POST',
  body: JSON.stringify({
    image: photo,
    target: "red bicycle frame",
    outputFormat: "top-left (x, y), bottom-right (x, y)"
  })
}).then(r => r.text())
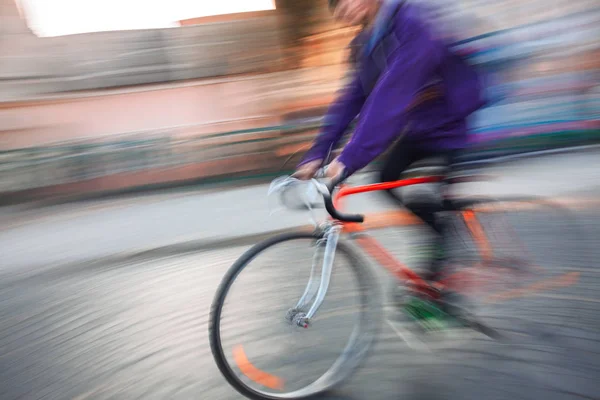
top-left (331, 176), bottom-right (580, 301)
top-left (332, 176), bottom-right (490, 298)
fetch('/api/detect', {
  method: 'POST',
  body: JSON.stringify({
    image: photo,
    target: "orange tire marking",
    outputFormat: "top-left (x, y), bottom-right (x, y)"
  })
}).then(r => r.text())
top-left (233, 345), bottom-right (284, 390)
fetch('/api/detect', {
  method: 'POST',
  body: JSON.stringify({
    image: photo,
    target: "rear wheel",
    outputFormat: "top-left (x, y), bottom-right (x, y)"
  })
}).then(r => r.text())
top-left (209, 231), bottom-right (381, 400)
top-left (442, 196), bottom-right (585, 343)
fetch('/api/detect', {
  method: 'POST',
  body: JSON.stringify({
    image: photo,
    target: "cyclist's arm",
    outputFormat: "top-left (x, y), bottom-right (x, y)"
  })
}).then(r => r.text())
top-left (299, 72), bottom-right (366, 166)
top-left (337, 25), bottom-right (441, 175)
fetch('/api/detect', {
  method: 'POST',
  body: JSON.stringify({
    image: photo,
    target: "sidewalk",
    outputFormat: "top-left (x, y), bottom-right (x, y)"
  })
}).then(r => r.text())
top-left (0, 150), bottom-right (598, 275)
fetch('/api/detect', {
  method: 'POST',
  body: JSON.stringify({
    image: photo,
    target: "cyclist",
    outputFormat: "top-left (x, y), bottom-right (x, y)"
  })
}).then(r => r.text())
top-left (294, 0), bottom-right (485, 307)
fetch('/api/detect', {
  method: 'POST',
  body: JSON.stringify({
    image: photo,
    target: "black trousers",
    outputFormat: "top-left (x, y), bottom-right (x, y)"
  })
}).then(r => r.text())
top-left (378, 139), bottom-right (457, 275)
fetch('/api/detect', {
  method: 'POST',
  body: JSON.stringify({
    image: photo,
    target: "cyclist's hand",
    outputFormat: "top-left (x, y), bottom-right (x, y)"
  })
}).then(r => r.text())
top-left (325, 158), bottom-right (347, 182)
top-left (293, 159), bottom-right (322, 180)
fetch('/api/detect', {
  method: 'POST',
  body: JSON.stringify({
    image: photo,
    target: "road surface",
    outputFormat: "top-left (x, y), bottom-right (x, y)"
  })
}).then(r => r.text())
top-left (1, 220), bottom-right (599, 399)
top-left (0, 151), bottom-right (599, 399)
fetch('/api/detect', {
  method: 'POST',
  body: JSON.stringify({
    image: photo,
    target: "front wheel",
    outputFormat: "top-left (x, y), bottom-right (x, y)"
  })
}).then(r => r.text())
top-left (209, 231), bottom-right (381, 400)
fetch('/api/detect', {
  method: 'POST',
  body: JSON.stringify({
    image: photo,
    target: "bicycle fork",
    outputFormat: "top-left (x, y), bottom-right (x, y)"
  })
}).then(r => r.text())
top-left (285, 225), bottom-right (341, 328)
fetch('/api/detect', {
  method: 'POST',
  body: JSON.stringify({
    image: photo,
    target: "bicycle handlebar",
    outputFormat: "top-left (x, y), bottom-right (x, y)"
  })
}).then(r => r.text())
top-left (322, 190), bottom-right (365, 223)
top-left (320, 171), bottom-right (365, 224)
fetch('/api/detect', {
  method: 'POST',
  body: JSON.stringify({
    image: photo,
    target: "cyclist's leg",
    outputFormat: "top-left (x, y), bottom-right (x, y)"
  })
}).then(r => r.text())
top-left (378, 140), bottom-right (454, 281)
top-left (421, 151), bottom-right (457, 281)
top-left (379, 141), bottom-right (436, 228)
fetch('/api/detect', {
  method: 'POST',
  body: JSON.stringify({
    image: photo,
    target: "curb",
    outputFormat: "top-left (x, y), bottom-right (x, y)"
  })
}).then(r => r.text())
top-left (6, 196), bottom-right (600, 281)
top-left (0, 211), bottom-right (425, 284)
top-left (0, 227), bottom-right (306, 284)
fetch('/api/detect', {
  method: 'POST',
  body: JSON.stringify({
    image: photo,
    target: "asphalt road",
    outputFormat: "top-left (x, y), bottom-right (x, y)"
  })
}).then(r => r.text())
top-left (1, 150), bottom-right (599, 399)
top-left (1, 214), bottom-right (599, 400)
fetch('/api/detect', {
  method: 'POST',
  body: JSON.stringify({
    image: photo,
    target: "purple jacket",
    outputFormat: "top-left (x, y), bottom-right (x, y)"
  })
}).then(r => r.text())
top-left (301, 2), bottom-right (485, 175)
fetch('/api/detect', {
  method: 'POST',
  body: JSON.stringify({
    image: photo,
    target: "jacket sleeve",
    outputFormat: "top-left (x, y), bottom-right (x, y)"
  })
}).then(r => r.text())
top-left (299, 72), bottom-right (366, 166)
top-left (338, 25), bottom-right (441, 175)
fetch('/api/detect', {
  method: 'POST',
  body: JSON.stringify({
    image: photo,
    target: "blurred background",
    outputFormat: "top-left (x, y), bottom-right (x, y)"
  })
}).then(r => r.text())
top-left (0, 1), bottom-right (599, 399)
top-left (0, 0), bottom-right (597, 202)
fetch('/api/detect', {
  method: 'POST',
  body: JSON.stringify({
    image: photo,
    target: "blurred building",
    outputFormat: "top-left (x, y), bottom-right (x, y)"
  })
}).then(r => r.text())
top-left (0, 0), bottom-right (597, 202)
top-left (0, 0), bottom-right (349, 200)
top-left (0, 0), bottom-right (353, 148)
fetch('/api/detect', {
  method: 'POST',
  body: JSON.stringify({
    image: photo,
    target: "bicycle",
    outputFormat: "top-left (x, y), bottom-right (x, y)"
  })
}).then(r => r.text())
top-left (209, 168), bottom-right (582, 400)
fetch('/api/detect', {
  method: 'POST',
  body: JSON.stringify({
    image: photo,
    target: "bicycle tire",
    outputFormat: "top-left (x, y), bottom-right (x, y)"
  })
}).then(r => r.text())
top-left (209, 231), bottom-right (382, 400)
top-left (444, 195), bottom-right (586, 344)
top-left (452, 195), bottom-right (585, 272)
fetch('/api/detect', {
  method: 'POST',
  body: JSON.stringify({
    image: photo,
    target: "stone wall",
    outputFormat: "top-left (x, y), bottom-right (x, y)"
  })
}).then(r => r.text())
top-left (0, 2), bottom-right (285, 101)
top-left (0, 64), bottom-right (348, 150)
top-left (0, 0), bottom-right (348, 102)
top-left (0, 0), bottom-right (597, 204)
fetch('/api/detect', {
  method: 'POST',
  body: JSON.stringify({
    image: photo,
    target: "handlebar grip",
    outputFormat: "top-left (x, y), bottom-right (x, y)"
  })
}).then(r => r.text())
top-left (322, 191), bottom-right (365, 223)
top-left (323, 170), bottom-right (364, 223)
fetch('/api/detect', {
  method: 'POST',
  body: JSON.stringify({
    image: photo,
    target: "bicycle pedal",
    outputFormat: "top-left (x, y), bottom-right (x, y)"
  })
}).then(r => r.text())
top-left (403, 297), bottom-right (448, 331)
